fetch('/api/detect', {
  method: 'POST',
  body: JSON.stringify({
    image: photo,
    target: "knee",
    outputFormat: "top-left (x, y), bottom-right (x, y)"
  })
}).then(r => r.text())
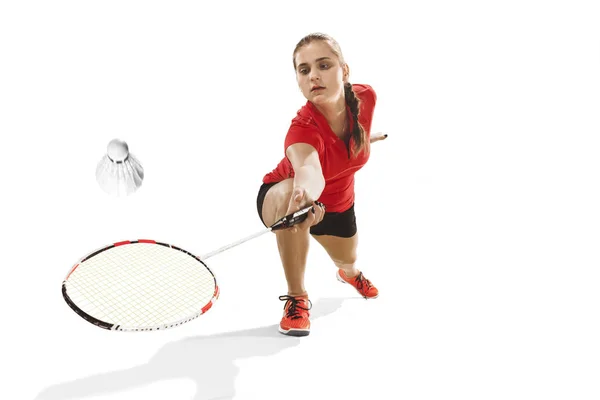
top-left (261, 179), bottom-right (294, 226)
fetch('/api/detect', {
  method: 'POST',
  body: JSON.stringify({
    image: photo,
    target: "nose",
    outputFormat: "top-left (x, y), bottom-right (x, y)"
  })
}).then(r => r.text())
top-left (309, 69), bottom-right (321, 82)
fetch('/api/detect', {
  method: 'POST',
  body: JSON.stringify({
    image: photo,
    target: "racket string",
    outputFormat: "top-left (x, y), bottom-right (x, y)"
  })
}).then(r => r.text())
top-left (66, 243), bottom-right (217, 329)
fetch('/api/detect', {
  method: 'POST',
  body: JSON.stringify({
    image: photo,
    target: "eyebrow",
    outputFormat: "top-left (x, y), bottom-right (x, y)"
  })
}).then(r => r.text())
top-left (296, 57), bottom-right (332, 68)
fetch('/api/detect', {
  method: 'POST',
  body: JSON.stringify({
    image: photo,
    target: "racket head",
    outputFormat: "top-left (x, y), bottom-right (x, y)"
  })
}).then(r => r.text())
top-left (62, 239), bottom-right (219, 332)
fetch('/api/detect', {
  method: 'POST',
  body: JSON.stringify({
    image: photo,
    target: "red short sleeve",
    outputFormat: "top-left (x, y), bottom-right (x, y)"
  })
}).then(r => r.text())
top-left (366, 84), bottom-right (377, 104)
top-left (283, 120), bottom-right (324, 156)
top-left (355, 83), bottom-right (377, 108)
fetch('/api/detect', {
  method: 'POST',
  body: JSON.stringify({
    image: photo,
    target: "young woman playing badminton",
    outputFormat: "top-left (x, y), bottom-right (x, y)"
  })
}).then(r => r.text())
top-left (257, 33), bottom-right (388, 336)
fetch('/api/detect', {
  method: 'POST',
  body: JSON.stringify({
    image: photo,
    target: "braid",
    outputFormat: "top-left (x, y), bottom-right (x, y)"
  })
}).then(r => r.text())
top-left (344, 82), bottom-right (368, 157)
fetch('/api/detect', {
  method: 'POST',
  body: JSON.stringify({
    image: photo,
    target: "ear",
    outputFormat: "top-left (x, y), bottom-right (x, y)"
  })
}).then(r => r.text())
top-left (342, 64), bottom-right (350, 83)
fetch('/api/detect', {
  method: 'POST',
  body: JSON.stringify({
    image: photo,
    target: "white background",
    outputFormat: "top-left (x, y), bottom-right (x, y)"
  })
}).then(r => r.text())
top-left (1, 1), bottom-right (599, 399)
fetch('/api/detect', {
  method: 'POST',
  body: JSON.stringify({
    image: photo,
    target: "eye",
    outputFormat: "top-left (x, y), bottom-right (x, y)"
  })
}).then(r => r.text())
top-left (299, 68), bottom-right (309, 75)
top-left (320, 63), bottom-right (330, 69)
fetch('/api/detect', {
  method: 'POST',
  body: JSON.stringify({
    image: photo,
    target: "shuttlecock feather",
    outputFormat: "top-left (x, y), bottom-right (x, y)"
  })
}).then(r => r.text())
top-left (96, 139), bottom-right (144, 196)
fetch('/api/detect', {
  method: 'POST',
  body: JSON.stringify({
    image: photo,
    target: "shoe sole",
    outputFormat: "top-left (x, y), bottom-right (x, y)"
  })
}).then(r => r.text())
top-left (336, 270), bottom-right (379, 299)
top-left (278, 326), bottom-right (310, 337)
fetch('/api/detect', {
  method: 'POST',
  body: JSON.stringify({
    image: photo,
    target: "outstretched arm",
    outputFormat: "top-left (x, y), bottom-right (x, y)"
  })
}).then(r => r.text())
top-left (283, 143), bottom-right (326, 231)
top-left (285, 143), bottom-right (325, 211)
top-left (370, 132), bottom-right (388, 144)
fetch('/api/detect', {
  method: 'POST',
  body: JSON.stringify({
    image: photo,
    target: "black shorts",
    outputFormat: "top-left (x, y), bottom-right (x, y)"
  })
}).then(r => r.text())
top-left (256, 182), bottom-right (357, 238)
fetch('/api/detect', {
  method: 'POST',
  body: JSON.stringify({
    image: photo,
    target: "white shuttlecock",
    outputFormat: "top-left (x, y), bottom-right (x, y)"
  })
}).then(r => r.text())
top-left (96, 139), bottom-right (144, 197)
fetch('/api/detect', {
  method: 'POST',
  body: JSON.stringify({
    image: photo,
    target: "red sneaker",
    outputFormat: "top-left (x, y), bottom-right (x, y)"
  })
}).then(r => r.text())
top-left (336, 269), bottom-right (379, 299)
top-left (278, 295), bottom-right (312, 336)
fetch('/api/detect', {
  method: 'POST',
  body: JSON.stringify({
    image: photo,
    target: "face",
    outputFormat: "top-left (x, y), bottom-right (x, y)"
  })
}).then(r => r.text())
top-left (294, 41), bottom-right (349, 106)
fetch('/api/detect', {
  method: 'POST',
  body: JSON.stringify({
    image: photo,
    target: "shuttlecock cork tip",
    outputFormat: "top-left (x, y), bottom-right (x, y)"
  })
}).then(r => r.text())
top-left (107, 139), bottom-right (130, 163)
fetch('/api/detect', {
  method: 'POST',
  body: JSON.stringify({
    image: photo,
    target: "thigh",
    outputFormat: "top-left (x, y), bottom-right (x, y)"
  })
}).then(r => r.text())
top-left (257, 178), bottom-right (294, 227)
top-left (256, 181), bottom-right (278, 226)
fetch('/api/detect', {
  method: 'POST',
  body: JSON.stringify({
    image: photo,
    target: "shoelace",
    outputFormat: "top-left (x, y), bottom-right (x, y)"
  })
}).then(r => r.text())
top-left (353, 272), bottom-right (373, 291)
top-left (279, 295), bottom-right (312, 319)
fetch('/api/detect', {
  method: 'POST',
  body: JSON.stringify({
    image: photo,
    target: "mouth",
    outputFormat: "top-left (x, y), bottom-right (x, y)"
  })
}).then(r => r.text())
top-left (311, 86), bottom-right (325, 92)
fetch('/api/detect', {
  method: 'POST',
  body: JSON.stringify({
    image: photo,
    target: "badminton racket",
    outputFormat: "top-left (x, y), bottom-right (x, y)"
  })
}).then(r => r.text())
top-left (62, 205), bottom-right (314, 331)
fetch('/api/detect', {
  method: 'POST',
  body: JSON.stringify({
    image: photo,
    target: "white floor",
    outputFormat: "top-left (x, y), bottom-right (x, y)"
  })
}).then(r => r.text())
top-left (2, 1), bottom-right (600, 399)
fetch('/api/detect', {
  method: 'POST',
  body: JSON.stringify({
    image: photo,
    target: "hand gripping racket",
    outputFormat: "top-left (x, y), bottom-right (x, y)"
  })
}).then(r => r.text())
top-left (62, 205), bottom-right (314, 331)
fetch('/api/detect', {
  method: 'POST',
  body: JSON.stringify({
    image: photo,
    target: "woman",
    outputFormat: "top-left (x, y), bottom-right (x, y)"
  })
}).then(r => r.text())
top-left (256, 33), bottom-right (387, 337)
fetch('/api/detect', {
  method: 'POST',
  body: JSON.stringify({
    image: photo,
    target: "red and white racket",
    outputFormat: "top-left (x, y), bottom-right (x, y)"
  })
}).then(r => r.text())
top-left (62, 206), bottom-right (314, 331)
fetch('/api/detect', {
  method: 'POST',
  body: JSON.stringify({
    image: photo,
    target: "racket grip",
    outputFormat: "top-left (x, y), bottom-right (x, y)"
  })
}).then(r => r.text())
top-left (270, 205), bottom-right (314, 231)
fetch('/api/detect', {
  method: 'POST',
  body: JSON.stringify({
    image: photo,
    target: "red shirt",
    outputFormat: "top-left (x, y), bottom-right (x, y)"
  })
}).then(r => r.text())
top-left (262, 83), bottom-right (377, 213)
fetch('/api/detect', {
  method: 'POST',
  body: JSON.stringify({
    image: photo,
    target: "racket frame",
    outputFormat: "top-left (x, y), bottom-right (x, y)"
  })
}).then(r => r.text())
top-left (62, 239), bottom-right (219, 331)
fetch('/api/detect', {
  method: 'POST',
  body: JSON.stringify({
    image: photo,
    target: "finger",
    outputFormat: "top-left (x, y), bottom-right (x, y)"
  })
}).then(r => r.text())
top-left (286, 205), bottom-right (314, 232)
top-left (302, 207), bottom-right (317, 229)
top-left (316, 201), bottom-right (326, 212)
top-left (316, 204), bottom-right (325, 224)
top-left (311, 202), bottom-right (325, 225)
top-left (298, 205), bottom-right (318, 230)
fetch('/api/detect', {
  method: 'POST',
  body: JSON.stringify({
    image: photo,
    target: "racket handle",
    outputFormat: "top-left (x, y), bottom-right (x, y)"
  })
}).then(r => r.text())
top-left (270, 205), bottom-right (314, 231)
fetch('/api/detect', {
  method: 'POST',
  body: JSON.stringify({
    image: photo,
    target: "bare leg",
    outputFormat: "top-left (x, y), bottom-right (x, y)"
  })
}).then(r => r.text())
top-left (261, 179), bottom-right (310, 296)
top-left (311, 233), bottom-right (359, 277)
top-left (312, 231), bottom-right (379, 299)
